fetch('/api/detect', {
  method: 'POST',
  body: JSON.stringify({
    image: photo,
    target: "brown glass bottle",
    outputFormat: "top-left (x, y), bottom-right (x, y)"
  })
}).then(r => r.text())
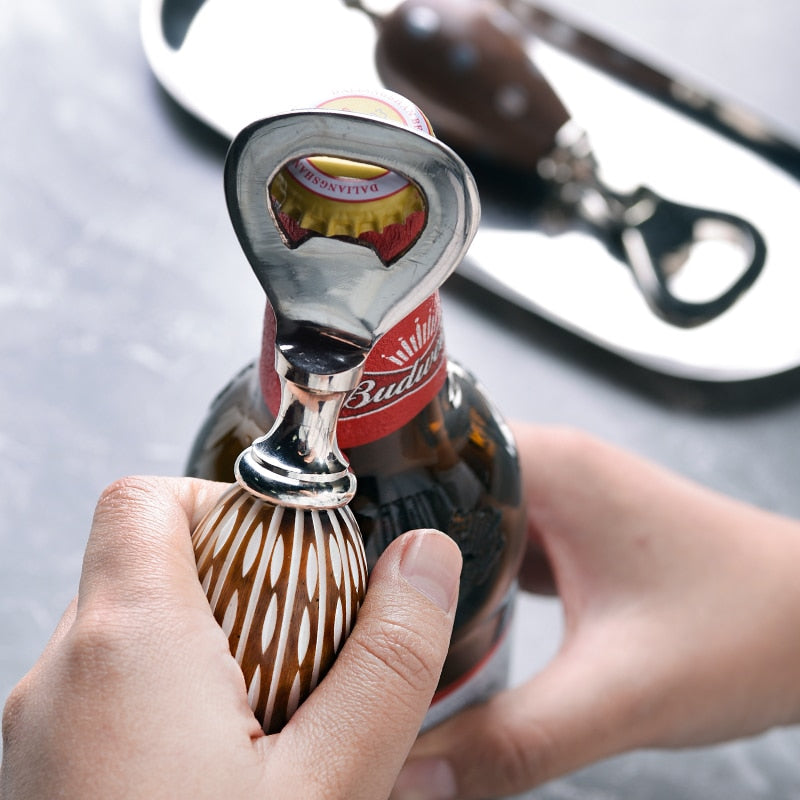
top-left (188, 90), bottom-right (526, 727)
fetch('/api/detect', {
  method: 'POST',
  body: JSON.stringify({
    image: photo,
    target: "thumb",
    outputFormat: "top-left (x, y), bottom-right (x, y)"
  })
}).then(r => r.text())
top-left (272, 528), bottom-right (462, 800)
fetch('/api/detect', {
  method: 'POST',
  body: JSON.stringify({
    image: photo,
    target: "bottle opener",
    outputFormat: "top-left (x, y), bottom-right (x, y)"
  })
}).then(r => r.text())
top-left (191, 106), bottom-right (479, 733)
top-left (225, 108), bottom-right (480, 504)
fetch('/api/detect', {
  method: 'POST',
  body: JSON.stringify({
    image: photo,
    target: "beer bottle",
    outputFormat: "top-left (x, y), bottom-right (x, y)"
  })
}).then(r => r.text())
top-left (188, 89), bottom-right (525, 729)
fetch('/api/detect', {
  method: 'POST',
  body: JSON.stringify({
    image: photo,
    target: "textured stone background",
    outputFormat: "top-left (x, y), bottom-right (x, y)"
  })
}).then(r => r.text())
top-left (2, 1), bottom-right (799, 796)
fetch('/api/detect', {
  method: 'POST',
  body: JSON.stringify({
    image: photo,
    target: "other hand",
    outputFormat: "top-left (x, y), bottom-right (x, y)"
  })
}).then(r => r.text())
top-left (394, 424), bottom-right (800, 799)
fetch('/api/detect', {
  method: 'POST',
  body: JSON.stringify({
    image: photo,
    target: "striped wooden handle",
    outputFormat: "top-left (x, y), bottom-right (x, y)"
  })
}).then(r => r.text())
top-left (192, 485), bottom-right (367, 733)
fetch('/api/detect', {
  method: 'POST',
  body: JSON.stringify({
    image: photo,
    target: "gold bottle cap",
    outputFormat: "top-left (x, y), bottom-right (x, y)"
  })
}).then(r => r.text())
top-left (270, 90), bottom-right (432, 239)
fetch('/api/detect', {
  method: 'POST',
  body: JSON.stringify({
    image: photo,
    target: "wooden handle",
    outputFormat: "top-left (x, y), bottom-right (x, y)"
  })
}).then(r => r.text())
top-left (192, 486), bottom-right (367, 733)
top-left (375, 0), bottom-right (571, 170)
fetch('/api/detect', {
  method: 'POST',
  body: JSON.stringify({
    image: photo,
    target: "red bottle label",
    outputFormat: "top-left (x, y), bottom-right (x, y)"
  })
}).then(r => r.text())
top-left (259, 294), bottom-right (447, 448)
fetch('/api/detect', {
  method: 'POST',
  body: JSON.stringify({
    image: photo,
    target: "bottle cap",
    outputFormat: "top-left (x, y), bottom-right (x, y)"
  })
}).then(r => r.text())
top-left (270, 89), bottom-right (432, 248)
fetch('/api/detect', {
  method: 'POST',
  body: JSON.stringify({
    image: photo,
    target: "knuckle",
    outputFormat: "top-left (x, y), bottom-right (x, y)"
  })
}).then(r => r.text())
top-left (62, 613), bottom-right (130, 680)
top-left (353, 615), bottom-right (442, 696)
top-left (86, 476), bottom-right (175, 603)
top-left (94, 476), bottom-right (161, 520)
top-left (2, 677), bottom-right (31, 746)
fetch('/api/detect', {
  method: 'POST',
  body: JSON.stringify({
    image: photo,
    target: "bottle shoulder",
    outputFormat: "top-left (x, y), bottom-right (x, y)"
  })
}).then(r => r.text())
top-left (443, 359), bottom-right (520, 467)
top-left (185, 360), bottom-right (270, 479)
top-left (188, 356), bottom-right (521, 499)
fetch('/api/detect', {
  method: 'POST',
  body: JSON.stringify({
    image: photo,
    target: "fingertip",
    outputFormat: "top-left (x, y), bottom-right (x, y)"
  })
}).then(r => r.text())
top-left (164, 476), bottom-right (235, 531)
top-left (395, 530), bottom-right (462, 615)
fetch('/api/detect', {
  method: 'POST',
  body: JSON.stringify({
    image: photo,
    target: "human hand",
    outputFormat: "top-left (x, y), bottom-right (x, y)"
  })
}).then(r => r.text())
top-left (1, 476), bottom-right (461, 800)
top-left (393, 424), bottom-right (800, 799)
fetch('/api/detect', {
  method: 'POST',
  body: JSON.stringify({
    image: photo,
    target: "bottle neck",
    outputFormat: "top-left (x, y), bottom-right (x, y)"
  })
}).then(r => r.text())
top-left (259, 292), bottom-right (447, 449)
top-left (261, 95), bottom-right (446, 449)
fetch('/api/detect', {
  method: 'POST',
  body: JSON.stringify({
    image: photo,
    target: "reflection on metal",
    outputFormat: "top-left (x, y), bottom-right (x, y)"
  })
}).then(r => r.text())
top-left (537, 123), bottom-right (766, 327)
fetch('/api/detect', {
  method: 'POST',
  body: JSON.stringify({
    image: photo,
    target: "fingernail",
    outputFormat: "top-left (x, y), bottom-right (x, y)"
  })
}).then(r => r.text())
top-left (399, 531), bottom-right (461, 613)
top-left (393, 758), bottom-right (458, 800)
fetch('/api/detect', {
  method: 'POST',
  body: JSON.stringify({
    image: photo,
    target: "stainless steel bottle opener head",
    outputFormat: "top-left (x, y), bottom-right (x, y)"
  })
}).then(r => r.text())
top-left (224, 108), bottom-right (480, 507)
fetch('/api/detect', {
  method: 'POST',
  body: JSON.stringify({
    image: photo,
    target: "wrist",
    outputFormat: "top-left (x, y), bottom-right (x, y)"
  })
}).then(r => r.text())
top-left (646, 497), bottom-right (800, 746)
top-left (743, 508), bottom-right (800, 730)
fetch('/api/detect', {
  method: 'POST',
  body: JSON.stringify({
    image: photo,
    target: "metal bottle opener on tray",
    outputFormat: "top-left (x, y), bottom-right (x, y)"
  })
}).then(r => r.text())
top-left (364, 0), bottom-right (766, 328)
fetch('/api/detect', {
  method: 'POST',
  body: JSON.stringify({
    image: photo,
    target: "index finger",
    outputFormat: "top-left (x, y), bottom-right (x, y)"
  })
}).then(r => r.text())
top-left (77, 475), bottom-right (229, 614)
